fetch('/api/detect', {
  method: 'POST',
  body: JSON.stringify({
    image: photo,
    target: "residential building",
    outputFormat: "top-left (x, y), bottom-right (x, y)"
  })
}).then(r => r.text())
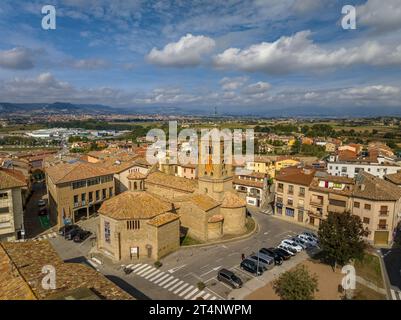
top-left (0, 169), bottom-right (27, 241)
top-left (385, 171), bottom-right (401, 187)
top-left (45, 161), bottom-right (115, 226)
top-left (233, 171), bottom-right (267, 207)
top-left (327, 159), bottom-right (400, 178)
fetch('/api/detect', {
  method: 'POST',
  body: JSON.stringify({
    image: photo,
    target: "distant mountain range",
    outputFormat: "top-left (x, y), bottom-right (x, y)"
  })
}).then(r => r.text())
top-left (1, 102), bottom-right (400, 118)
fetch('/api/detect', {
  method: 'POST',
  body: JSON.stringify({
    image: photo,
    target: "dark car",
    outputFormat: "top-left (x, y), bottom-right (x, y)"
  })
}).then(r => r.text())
top-left (73, 230), bottom-right (92, 243)
top-left (38, 207), bottom-right (48, 216)
top-left (59, 224), bottom-right (79, 236)
top-left (240, 259), bottom-right (264, 276)
top-left (273, 247), bottom-right (292, 260)
top-left (65, 226), bottom-right (82, 240)
top-left (259, 247), bottom-right (283, 265)
top-left (217, 268), bottom-right (243, 289)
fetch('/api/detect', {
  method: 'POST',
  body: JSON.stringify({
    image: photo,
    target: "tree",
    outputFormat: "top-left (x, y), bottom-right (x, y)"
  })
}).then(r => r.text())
top-left (318, 211), bottom-right (367, 267)
top-left (273, 265), bottom-right (318, 300)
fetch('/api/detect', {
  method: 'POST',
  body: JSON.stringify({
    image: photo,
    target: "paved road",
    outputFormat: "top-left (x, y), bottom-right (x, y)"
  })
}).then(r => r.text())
top-left (24, 182), bottom-right (49, 238)
top-left (48, 207), bottom-right (316, 300)
top-left (381, 248), bottom-right (401, 300)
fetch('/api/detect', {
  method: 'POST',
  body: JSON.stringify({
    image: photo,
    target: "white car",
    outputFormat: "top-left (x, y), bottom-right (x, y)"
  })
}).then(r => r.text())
top-left (281, 239), bottom-right (303, 252)
top-left (298, 234), bottom-right (318, 247)
top-left (277, 244), bottom-right (296, 256)
top-left (291, 237), bottom-right (309, 249)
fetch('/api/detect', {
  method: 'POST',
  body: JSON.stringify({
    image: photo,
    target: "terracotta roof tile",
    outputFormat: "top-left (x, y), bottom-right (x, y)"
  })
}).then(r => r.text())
top-left (146, 171), bottom-right (197, 192)
top-left (0, 169), bottom-right (27, 190)
top-left (221, 190), bottom-right (246, 208)
top-left (147, 212), bottom-right (179, 227)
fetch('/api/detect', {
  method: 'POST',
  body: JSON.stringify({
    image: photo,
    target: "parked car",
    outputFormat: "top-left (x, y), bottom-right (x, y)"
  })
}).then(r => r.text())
top-left (281, 239), bottom-right (303, 252)
top-left (240, 259), bottom-right (264, 275)
top-left (259, 248), bottom-right (283, 265)
top-left (248, 253), bottom-right (275, 270)
top-left (291, 237), bottom-right (310, 249)
top-left (38, 207), bottom-right (48, 216)
top-left (73, 230), bottom-right (92, 243)
top-left (65, 226), bottom-right (82, 240)
top-left (273, 247), bottom-right (292, 260)
top-left (59, 224), bottom-right (79, 236)
top-left (37, 199), bottom-right (46, 207)
top-left (302, 231), bottom-right (318, 241)
top-left (298, 234), bottom-right (319, 247)
top-left (217, 268), bottom-right (243, 289)
top-left (277, 244), bottom-right (296, 256)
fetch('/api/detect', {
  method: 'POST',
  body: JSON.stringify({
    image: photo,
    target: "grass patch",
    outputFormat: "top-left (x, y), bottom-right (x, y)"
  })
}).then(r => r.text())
top-left (180, 235), bottom-right (202, 246)
top-left (352, 283), bottom-right (386, 300)
top-left (354, 253), bottom-right (384, 288)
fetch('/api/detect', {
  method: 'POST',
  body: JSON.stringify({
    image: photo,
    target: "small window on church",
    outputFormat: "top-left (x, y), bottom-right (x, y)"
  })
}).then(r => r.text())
top-left (127, 220), bottom-right (140, 230)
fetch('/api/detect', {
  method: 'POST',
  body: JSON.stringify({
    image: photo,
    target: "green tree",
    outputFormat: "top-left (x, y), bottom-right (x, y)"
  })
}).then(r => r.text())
top-left (273, 265), bottom-right (318, 300)
top-left (318, 211), bottom-right (367, 267)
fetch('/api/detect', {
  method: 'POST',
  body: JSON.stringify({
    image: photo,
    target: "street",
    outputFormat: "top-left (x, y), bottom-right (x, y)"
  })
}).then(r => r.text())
top-left (48, 206), bottom-right (316, 300)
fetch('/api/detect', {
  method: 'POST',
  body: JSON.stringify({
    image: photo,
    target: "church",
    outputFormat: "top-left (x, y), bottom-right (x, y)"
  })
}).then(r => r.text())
top-left (96, 139), bottom-right (247, 262)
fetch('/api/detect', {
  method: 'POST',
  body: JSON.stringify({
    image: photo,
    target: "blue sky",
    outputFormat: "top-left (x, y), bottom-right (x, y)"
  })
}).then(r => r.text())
top-left (0, 0), bottom-right (401, 113)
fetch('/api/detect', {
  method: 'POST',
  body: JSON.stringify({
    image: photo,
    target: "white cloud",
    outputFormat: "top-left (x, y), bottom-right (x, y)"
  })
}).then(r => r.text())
top-left (72, 58), bottom-right (109, 69)
top-left (0, 47), bottom-right (35, 70)
top-left (147, 33), bottom-right (215, 67)
top-left (242, 81), bottom-right (271, 94)
top-left (357, 0), bottom-right (401, 32)
top-left (219, 76), bottom-right (248, 90)
top-left (213, 30), bottom-right (401, 74)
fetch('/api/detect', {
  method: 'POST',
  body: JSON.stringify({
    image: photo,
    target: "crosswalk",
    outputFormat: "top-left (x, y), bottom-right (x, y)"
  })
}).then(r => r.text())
top-left (33, 231), bottom-right (58, 241)
top-left (123, 263), bottom-right (220, 300)
top-left (390, 289), bottom-right (401, 300)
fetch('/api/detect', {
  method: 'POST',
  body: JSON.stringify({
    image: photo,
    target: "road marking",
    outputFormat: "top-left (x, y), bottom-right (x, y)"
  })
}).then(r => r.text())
top-left (169, 280), bottom-right (184, 292)
top-left (179, 285), bottom-right (194, 297)
top-left (149, 271), bottom-right (165, 282)
top-left (184, 288), bottom-right (199, 300)
top-left (390, 289), bottom-right (400, 300)
top-left (200, 266), bottom-right (221, 278)
top-left (153, 273), bottom-right (170, 284)
top-left (221, 245), bottom-right (228, 249)
top-left (191, 291), bottom-right (205, 300)
top-left (168, 264), bottom-right (187, 274)
top-left (158, 276), bottom-right (174, 286)
top-left (130, 264), bottom-right (145, 271)
top-left (216, 258), bottom-right (223, 262)
top-left (136, 265), bottom-right (153, 276)
top-left (200, 264), bottom-right (210, 270)
top-left (163, 278), bottom-right (179, 289)
top-left (210, 296), bottom-right (217, 300)
top-left (203, 293), bottom-right (211, 300)
top-left (174, 283), bottom-right (189, 295)
top-left (145, 269), bottom-right (160, 279)
top-left (141, 267), bottom-right (157, 277)
top-left (228, 252), bottom-right (238, 256)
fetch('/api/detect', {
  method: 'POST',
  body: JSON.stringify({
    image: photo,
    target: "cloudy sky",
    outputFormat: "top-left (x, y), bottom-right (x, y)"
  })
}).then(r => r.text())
top-left (0, 0), bottom-right (401, 114)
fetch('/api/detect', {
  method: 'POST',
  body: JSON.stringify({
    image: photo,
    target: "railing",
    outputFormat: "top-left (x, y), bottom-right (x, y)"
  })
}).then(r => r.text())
top-left (377, 224), bottom-right (388, 230)
top-left (298, 193), bottom-right (305, 197)
top-left (310, 200), bottom-right (323, 206)
top-left (277, 188), bottom-right (284, 193)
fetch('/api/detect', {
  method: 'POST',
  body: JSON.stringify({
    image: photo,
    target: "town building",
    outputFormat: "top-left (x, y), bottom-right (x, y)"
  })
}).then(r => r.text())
top-left (274, 168), bottom-right (401, 246)
top-left (233, 171), bottom-right (268, 207)
top-left (0, 169), bottom-right (27, 241)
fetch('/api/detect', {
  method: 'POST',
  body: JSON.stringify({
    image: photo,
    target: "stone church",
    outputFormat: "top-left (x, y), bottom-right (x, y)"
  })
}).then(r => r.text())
top-left (97, 139), bottom-right (247, 262)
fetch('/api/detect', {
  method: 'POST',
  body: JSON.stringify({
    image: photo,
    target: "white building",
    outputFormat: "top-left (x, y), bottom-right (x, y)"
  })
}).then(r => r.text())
top-left (327, 160), bottom-right (400, 179)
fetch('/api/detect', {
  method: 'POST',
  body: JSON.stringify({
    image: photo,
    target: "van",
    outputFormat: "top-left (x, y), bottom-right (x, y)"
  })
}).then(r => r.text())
top-left (217, 268), bottom-right (243, 288)
top-left (248, 253), bottom-right (275, 270)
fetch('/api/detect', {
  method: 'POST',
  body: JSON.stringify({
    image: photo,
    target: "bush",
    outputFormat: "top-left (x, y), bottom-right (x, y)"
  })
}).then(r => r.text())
top-left (154, 261), bottom-right (162, 268)
top-left (197, 282), bottom-right (206, 290)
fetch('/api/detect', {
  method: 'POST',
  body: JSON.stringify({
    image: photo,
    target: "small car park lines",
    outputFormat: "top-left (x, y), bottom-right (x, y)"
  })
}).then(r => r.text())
top-left (33, 231), bottom-right (58, 241)
top-left (122, 263), bottom-right (220, 300)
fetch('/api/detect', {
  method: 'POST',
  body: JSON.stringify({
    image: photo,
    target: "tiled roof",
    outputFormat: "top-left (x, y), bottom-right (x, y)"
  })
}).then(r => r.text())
top-left (45, 161), bottom-right (113, 184)
top-left (353, 171), bottom-right (401, 201)
top-left (146, 171), bottom-right (197, 192)
top-left (147, 212), bottom-right (179, 227)
top-left (99, 191), bottom-right (173, 220)
top-left (275, 168), bottom-right (316, 186)
top-left (173, 194), bottom-right (220, 212)
top-left (0, 244), bottom-right (36, 300)
top-left (385, 171), bottom-right (401, 185)
top-left (0, 241), bottom-right (133, 300)
top-left (208, 214), bottom-right (224, 223)
top-left (0, 168), bottom-right (27, 190)
top-left (221, 190), bottom-right (246, 208)
top-left (233, 177), bottom-right (264, 189)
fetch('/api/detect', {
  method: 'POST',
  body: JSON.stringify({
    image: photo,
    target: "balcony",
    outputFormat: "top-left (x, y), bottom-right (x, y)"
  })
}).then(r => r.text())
top-left (277, 188), bottom-right (284, 193)
top-left (310, 200), bottom-right (323, 207)
top-left (298, 193), bottom-right (305, 198)
top-left (73, 202), bottom-right (81, 208)
top-left (377, 224), bottom-right (388, 230)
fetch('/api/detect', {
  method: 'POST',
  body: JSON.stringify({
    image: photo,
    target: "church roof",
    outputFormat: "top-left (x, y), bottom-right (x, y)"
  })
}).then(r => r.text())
top-left (221, 190), bottom-right (246, 208)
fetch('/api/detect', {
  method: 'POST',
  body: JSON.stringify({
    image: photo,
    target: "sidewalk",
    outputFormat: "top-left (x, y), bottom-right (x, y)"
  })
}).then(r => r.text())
top-left (228, 250), bottom-right (311, 300)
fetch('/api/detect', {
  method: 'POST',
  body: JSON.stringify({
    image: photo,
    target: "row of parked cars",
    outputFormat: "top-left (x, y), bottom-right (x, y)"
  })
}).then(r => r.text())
top-left (58, 224), bottom-right (92, 243)
top-left (217, 231), bottom-right (319, 289)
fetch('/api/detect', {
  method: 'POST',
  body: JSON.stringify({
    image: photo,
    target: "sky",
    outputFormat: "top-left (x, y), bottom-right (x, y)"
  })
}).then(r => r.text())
top-left (0, 0), bottom-right (401, 115)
